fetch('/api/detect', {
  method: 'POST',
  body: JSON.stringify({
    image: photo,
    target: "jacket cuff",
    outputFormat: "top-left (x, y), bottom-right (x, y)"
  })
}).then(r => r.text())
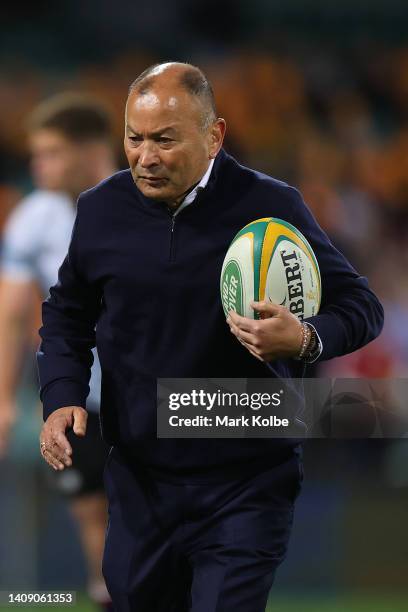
top-left (303, 312), bottom-right (348, 362)
top-left (42, 381), bottom-right (88, 421)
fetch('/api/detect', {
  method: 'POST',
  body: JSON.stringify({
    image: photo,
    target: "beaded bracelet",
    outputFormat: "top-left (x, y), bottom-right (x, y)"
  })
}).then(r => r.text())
top-left (297, 322), bottom-right (312, 360)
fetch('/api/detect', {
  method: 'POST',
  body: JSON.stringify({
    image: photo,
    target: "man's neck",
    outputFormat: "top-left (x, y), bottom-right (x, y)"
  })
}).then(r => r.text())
top-left (166, 159), bottom-right (213, 211)
top-left (166, 181), bottom-right (200, 211)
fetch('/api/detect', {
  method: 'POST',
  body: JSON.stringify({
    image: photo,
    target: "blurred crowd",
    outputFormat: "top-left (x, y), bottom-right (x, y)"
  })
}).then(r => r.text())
top-left (1, 45), bottom-right (407, 375)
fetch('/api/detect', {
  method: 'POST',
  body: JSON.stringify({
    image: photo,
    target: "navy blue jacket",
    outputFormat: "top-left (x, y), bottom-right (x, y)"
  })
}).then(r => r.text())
top-left (37, 150), bottom-right (383, 480)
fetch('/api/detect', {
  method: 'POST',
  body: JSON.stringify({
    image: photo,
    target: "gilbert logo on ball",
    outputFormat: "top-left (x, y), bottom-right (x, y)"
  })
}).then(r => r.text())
top-left (220, 217), bottom-right (321, 320)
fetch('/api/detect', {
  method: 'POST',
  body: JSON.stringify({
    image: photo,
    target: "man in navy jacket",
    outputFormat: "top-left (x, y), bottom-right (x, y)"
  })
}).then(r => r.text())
top-left (38, 63), bottom-right (383, 611)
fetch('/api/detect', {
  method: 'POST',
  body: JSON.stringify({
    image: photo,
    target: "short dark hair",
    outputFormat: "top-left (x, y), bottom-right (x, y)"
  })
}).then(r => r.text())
top-left (28, 93), bottom-right (113, 143)
top-left (128, 62), bottom-right (217, 129)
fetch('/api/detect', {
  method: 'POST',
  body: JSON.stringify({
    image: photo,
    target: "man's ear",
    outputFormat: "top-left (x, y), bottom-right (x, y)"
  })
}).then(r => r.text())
top-left (208, 118), bottom-right (226, 159)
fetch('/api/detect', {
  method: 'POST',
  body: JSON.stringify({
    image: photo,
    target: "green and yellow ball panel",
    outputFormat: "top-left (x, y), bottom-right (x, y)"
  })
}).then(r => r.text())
top-left (220, 217), bottom-right (321, 320)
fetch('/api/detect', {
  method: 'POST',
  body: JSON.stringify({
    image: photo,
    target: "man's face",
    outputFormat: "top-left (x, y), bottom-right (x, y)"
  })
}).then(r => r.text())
top-left (29, 129), bottom-right (89, 196)
top-left (124, 86), bottom-right (225, 204)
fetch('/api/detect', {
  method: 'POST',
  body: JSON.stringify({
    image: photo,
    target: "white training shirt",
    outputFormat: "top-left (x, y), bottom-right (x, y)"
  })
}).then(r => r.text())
top-left (1, 191), bottom-right (101, 411)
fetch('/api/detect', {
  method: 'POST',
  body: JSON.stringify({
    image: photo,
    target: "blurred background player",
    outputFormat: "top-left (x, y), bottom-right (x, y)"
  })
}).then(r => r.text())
top-left (0, 94), bottom-right (117, 610)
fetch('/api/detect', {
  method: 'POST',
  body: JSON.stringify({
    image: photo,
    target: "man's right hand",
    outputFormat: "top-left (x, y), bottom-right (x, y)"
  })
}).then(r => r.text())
top-left (40, 406), bottom-right (87, 471)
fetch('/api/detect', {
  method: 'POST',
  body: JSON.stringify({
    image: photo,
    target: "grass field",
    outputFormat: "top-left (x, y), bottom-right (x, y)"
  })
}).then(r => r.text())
top-left (2, 592), bottom-right (407, 611)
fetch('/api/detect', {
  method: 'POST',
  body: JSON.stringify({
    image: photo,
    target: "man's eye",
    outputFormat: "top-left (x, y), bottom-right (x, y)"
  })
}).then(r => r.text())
top-left (158, 137), bottom-right (172, 144)
top-left (128, 136), bottom-right (142, 143)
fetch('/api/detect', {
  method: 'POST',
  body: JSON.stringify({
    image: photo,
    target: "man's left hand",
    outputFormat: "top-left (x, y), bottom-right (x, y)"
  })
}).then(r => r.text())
top-left (227, 301), bottom-right (303, 362)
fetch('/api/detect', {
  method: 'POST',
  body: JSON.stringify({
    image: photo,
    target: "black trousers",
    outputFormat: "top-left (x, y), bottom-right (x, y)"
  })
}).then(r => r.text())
top-left (103, 448), bottom-right (301, 612)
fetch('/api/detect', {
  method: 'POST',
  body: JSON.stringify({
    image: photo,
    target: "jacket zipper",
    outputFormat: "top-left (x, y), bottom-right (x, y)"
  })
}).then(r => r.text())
top-left (169, 213), bottom-right (176, 261)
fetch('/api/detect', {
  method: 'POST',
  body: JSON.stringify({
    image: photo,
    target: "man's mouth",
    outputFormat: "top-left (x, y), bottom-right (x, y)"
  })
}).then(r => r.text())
top-left (139, 176), bottom-right (168, 184)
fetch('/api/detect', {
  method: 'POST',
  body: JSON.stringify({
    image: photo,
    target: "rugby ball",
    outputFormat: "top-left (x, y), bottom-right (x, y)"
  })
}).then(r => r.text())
top-left (220, 217), bottom-right (321, 320)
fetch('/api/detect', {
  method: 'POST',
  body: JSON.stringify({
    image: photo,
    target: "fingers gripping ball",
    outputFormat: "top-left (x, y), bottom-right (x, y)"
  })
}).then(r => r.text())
top-left (220, 217), bottom-right (321, 320)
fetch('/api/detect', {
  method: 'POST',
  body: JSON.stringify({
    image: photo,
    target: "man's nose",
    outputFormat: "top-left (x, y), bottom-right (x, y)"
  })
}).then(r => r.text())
top-left (138, 142), bottom-right (160, 168)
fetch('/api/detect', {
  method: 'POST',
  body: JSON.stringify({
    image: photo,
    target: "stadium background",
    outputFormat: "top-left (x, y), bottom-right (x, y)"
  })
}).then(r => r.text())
top-left (1, 1), bottom-right (408, 610)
